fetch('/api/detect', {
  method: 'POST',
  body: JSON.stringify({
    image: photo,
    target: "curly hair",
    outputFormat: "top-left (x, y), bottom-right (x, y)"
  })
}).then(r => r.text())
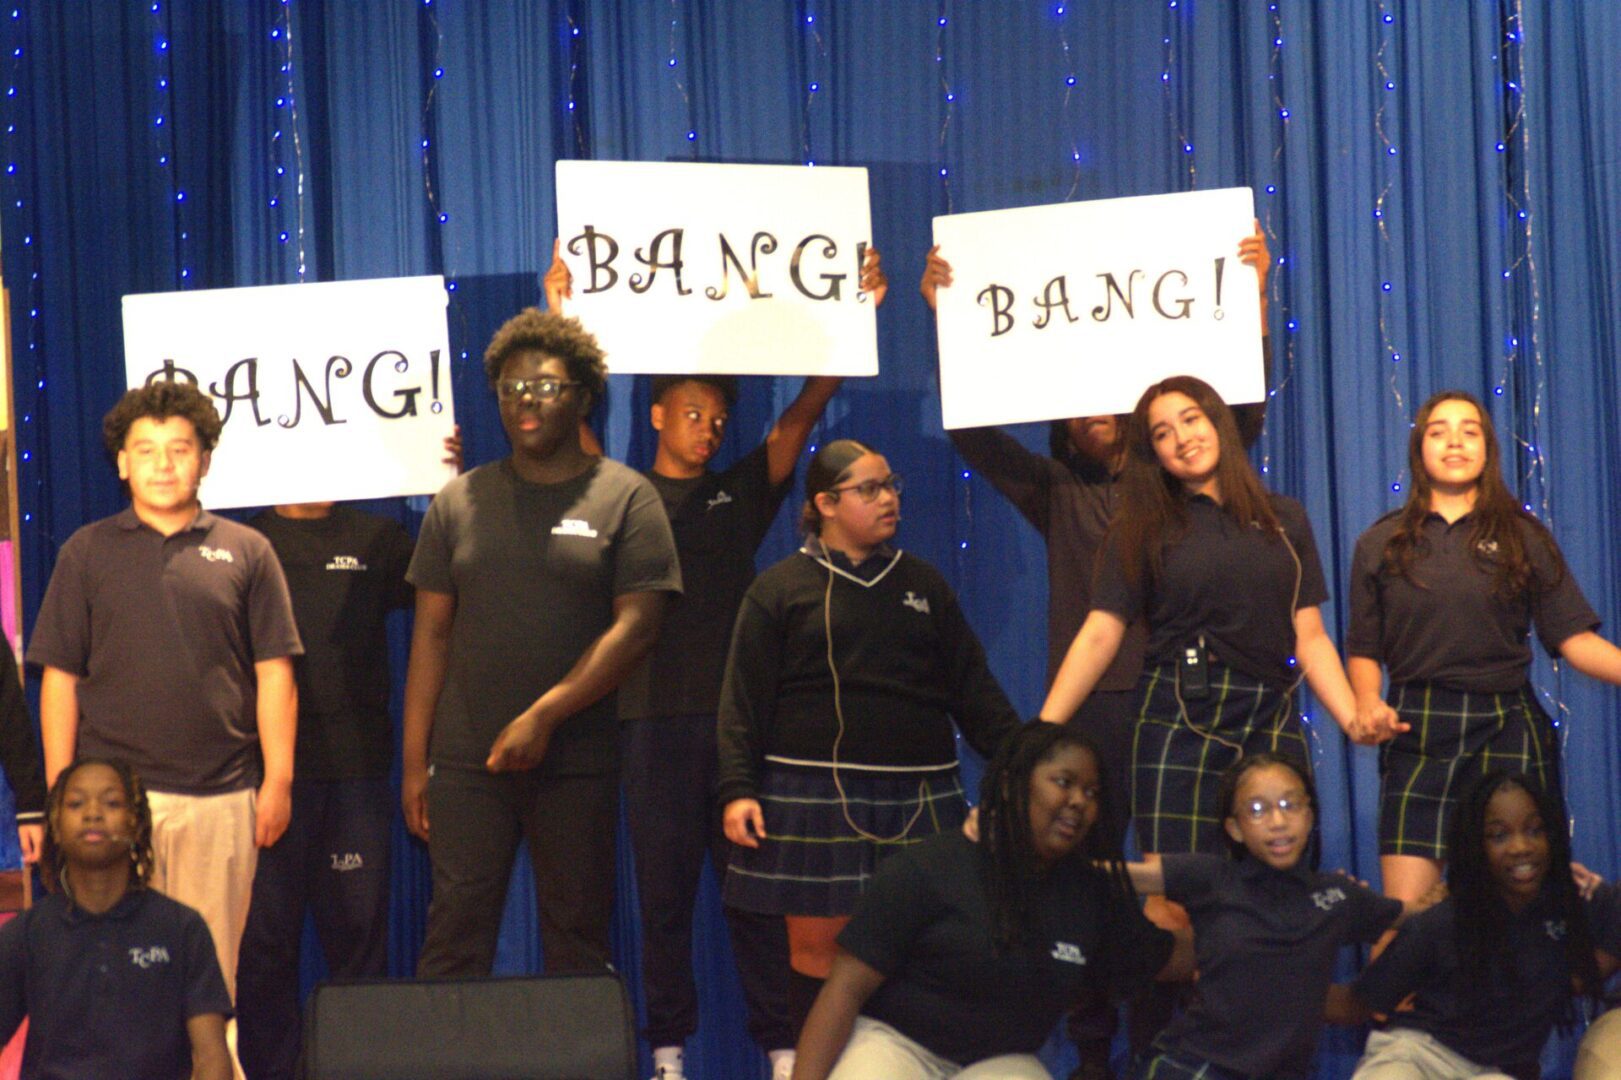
top-left (1380, 390), bottom-right (1566, 601)
top-left (42, 757), bottom-right (155, 896)
top-left (482, 307), bottom-right (608, 416)
top-left (978, 723), bottom-right (1132, 952)
top-left (101, 380), bottom-right (224, 464)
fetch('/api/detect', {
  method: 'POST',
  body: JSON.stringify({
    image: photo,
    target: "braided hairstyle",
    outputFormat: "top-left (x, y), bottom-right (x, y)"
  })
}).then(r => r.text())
top-left (42, 757), bottom-right (155, 896)
top-left (977, 723), bottom-right (1131, 952)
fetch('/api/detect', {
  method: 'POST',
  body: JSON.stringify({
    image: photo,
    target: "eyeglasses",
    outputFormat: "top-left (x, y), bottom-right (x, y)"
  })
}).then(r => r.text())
top-left (496, 377), bottom-right (580, 403)
top-left (1235, 795), bottom-right (1310, 823)
top-left (828, 474), bottom-right (903, 502)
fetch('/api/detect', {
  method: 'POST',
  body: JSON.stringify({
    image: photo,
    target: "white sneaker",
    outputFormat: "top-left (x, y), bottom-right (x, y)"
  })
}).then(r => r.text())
top-left (771, 1052), bottom-right (795, 1080)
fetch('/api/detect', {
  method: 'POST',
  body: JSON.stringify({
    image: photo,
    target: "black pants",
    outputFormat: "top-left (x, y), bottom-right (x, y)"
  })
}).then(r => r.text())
top-left (416, 763), bottom-right (618, 978)
top-left (623, 715), bottom-right (794, 1051)
top-left (238, 777), bottom-right (391, 1080)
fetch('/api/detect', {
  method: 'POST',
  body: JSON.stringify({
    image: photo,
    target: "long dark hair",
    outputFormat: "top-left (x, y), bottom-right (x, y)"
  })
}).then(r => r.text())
top-left (1382, 390), bottom-right (1565, 600)
top-left (42, 757), bottom-right (155, 896)
top-left (1446, 771), bottom-right (1599, 1009)
top-left (1215, 751), bottom-right (1321, 869)
top-left (1110, 375), bottom-right (1280, 587)
top-left (978, 723), bottom-right (1131, 952)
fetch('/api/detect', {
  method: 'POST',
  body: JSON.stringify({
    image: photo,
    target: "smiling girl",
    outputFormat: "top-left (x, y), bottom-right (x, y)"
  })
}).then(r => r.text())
top-left (1345, 390), bottom-right (1621, 910)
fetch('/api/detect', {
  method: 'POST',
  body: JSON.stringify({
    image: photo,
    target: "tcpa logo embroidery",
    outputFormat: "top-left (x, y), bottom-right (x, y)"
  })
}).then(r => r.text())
top-left (325, 555), bottom-right (368, 572)
top-left (129, 946), bottom-right (172, 969)
top-left (706, 490), bottom-right (734, 511)
top-left (1545, 919), bottom-right (1568, 941)
top-left (1050, 941), bottom-right (1087, 966)
top-left (198, 546), bottom-right (234, 564)
top-left (1311, 886), bottom-right (1348, 911)
top-left (901, 591), bottom-right (931, 614)
top-left (551, 519), bottom-right (599, 539)
top-left (330, 853), bottom-right (365, 872)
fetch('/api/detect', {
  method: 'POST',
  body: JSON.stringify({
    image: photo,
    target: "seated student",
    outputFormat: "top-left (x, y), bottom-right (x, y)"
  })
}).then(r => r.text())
top-left (0, 758), bottom-right (231, 1080)
top-left (1328, 771), bottom-right (1611, 1080)
top-left (1125, 753), bottom-right (1419, 1080)
top-left (791, 723), bottom-right (1186, 1080)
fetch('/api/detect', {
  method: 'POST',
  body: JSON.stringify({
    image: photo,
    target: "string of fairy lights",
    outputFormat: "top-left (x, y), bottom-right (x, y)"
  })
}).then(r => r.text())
top-left (1, 2), bottom-right (42, 541)
top-left (799, 1), bottom-right (825, 167)
top-left (271, 0), bottom-right (308, 281)
top-left (1373, 0), bottom-right (1408, 499)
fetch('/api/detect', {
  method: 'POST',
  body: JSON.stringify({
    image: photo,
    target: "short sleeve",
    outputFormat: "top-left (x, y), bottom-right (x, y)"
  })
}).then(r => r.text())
top-left (1159, 852), bottom-right (1221, 907)
top-left (407, 488), bottom-right (457, 596)
top-left (1089, 530), bottom-right (1144, 623)
top-left (1278, 499), bottom-right (1329, 610)
top-left (1351, 907), bottom-right (1441, 1013)
top-left (727, 443), bottom-right (793, 549)
top-left (612, 477), bottom-right (682, 597)
top-left (25, 530), bottom-right (92, 675)
top-left (1344, 529), bottom-right (1386, 660)
top-left (1096, 875), bottom-right (1175, 997)
top-left (182, 909), bottom-right (233, 1019)
top-left (384, 520), bottom-right (417, 610)
top-left (1341, 878), bottom-right (1405, 943)
top-left (1524, 525), bottom-right (1600, 654)
top-left (245, 534), bottom-right (304, 661)
top-left (1586, 883), bottom-right (1621, 957)
top-left (836, 848), bottom-right (937, 977)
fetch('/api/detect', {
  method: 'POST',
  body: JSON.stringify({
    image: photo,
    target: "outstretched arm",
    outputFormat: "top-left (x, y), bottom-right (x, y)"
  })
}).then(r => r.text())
top-left (1039, 609), bottom-right (1127, 722)
top-left (792, 950), bottom-right (886, 1080)
top-left (1295, 606), bottom-right (1404, 746)
top-left (1558, 631), bottom-right (1621, 684)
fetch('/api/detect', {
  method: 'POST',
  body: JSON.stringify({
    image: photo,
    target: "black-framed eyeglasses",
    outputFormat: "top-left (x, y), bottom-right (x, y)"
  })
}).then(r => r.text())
top-left (828, 474), bottom-right (903, 502)
top-left (1235, 795), bottom-right (1309, 823)
top-left (496, 377), bottom-right (580, 403)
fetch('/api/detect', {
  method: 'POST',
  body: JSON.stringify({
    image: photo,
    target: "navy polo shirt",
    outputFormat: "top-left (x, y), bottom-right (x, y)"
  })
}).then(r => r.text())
top-left (1352, 893), bottom-right (1616, 1080)
top-left (619, 443), bottom-right (791, 720)
top-left (1346, 511), bottom-right (1599, 692)
top-left (1092, 493), bottom-right (1328, 689)
top-left (838, 833), bottom-right (1172, 1066)
top-left (0, 888), bottom-right (232, 1080)
top-left (1157, 852), bottom-right (1402, 1079)
top-left (26, 508), bottom-right (303, 794)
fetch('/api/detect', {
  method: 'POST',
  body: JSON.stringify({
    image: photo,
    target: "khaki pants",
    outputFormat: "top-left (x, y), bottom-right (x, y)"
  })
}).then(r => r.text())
top-left (148, 787), bottom-right (259, 999)
top-left (828, 1017), bottom-right (1051, 1080)
top-left (1352, 1028), bottom-right (1516, 1080)
top-left (1575, 1008), bottom-right (1621, 1080)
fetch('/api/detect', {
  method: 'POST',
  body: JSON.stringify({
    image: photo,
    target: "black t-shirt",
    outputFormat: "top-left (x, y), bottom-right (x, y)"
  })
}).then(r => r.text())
top-left (838, 833), bottom-right (1172, 1065)
top-left (715, 545), bottom-right (1020, 804)
top-left (1346, 511), bottom-right (1599, 692)
top-left (0, 888), bottom-right (232, 1080)
top-left (1091, 494), bottom-right (1328, 688)
top-left (1157, 853), bottom-right (1402, 1079)
top-left (248, 506), bottom-right (415, 781)
top-left (1353, 892), bottom-right (1619, 1080)
top-left (618, 444), bottom-right (791, 720)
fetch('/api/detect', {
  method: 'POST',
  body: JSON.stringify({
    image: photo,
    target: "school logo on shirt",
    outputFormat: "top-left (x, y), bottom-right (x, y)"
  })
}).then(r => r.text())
top-left (1545, 919), bottom-right (1568, 941)
top-left (325, 555), bottom-right (368, 572)
top-left (1050, 941), bottom-right (1087, 966)
top-left (901, 591), bottom-right (931, 615)
top-left (1477, 538), bottom-right (1500, 558)
top-left (551, 519), bottom-right (599, 539)
top-left (198, 545), bottom-right (235, 564)
top-left (129, 945), bottom-right (172, 969)
top-left (330, 852), bottom-right (364, 872)
top-left (706, 490), bottom-right (734, 511)
top-left (1311, 886), bottom-right (1348, 911)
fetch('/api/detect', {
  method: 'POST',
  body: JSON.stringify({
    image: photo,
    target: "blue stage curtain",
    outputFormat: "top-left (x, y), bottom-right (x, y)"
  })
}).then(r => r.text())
top-left (3, 3), bottom-right (1621, 1077)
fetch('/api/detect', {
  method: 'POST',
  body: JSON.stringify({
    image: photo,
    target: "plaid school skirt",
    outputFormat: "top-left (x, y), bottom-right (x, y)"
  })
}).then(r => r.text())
top-left (1131, 661), bottom-right (1306, 856)
top-left (721, 762), bottom-right (967, 917)
top-left (1378, 681), bottom-right (1560, 859)
top-left (1137, 1039), bottom-right (1250, 1080)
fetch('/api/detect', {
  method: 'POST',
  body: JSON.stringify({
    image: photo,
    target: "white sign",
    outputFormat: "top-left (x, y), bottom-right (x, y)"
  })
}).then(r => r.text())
top-left (121, 276), bottom-right (457, 509)
top-left (555, 160), bottom-right (879, 377)
top-left (932, 187), bottom-right (1263, 429)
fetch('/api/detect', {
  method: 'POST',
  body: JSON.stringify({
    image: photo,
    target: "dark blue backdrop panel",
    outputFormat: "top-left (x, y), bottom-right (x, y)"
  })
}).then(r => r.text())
top-left (4, 3), bottom-right (1621, 1078)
